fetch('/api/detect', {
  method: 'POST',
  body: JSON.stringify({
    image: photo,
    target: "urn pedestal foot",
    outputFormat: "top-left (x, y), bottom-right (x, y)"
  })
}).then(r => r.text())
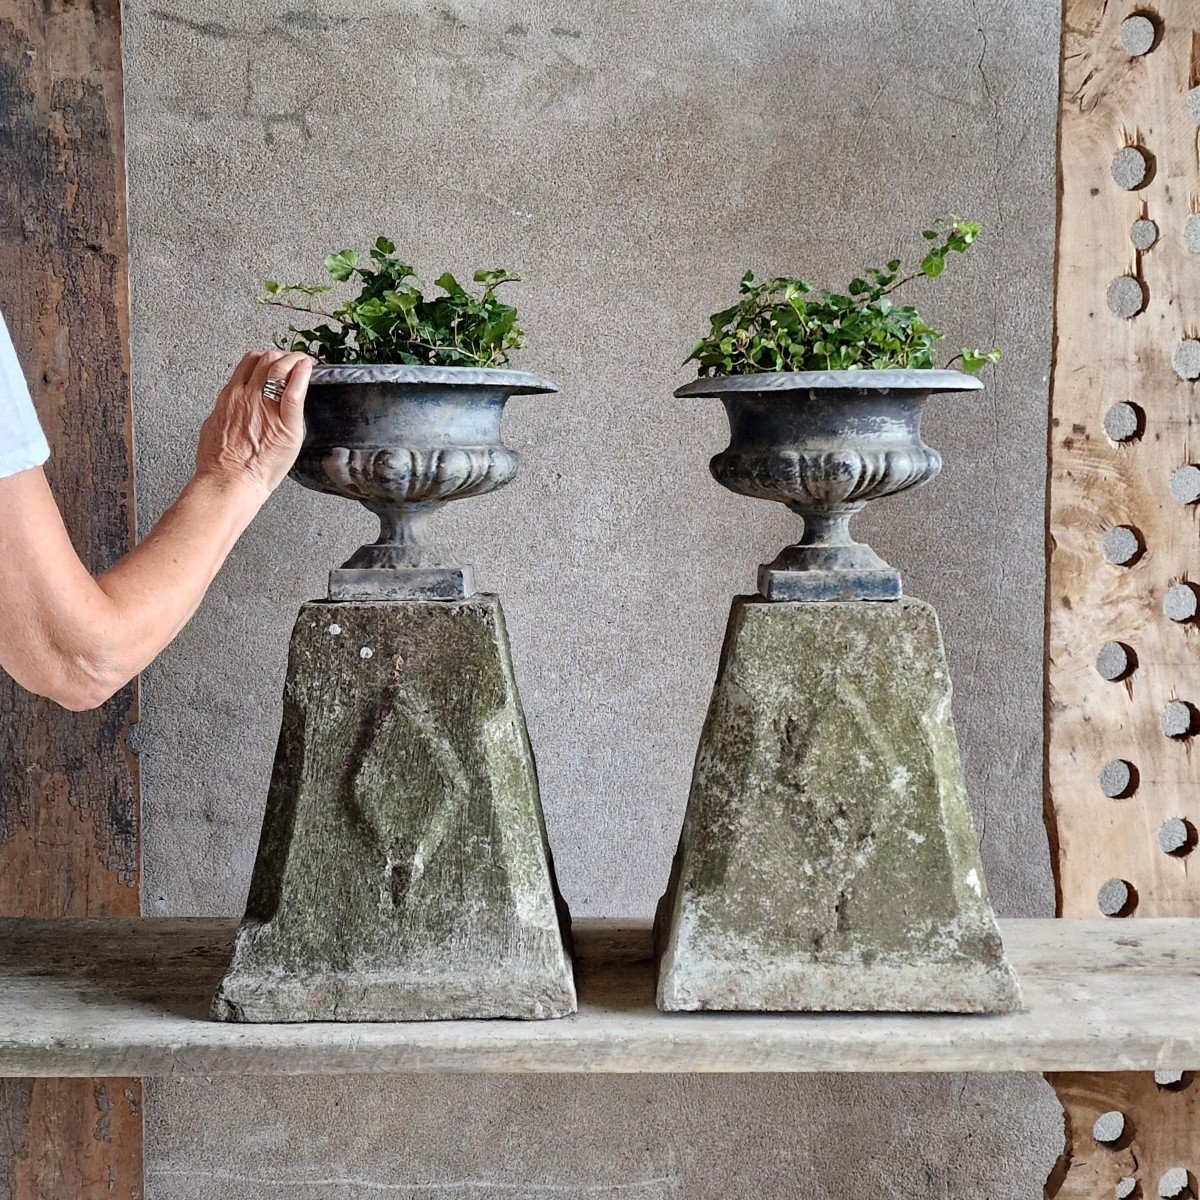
top-left (757, 512), bottom-right (902, 602)
top-left (328, 565), bottom-right (475, 602)
top-left (654, 596), bottom-right (1020, 1014)
top-left (758, 565), bottom-right (900, 603)
top-left (213, 595), bottom-right (576, 1022)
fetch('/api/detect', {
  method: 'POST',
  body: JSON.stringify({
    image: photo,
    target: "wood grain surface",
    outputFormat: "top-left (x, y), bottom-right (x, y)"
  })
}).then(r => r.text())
top-left (0, 2), bottom-right (142, 1197)
top-left (1045, 0), bottom-right (1200, 1195)
top-left (0, 917), bottom-right (1196, 1077)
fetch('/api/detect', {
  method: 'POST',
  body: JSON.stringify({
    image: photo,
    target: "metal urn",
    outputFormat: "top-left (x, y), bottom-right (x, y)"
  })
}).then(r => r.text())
top-left (292, 364), bottom-right (557, 601)
top-left (675, 369), bottom-right (982, 601)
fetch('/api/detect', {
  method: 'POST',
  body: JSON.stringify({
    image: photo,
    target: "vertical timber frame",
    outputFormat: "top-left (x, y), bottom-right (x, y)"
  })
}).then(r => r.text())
top-left (1045, 0), bottom-right (1200, 1195)
top-left (0, 3), bottom-right (143, 1198)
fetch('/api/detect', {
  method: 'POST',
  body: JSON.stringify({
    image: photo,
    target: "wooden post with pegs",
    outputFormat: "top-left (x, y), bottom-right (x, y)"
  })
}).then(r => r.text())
top-left (1046, 0), bottom-right (1200, 1194)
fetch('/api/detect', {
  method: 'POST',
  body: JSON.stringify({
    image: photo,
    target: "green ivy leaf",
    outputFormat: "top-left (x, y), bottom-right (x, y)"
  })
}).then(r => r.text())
top-left (435, 272), bottom-right (465, 297)
top-left (960, 347), bottom-right (1002, 373)
top-left (324, 250), bottom-right (359, 281)
top-left (921, 251), bottom-right (946, 278)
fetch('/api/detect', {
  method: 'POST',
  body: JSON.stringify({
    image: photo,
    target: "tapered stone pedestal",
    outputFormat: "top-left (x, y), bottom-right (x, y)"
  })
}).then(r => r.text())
top-left (655, 597), bottom-right (1021, 1014)
top-left (213, 596), bottom-right (576, 1022)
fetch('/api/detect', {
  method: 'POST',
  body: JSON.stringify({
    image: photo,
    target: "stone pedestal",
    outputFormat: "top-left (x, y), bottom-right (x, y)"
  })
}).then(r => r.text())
top-left (655, 597), bottom-right (1021, 1013)
top-left (213, 596), bottom-right (576, 1022)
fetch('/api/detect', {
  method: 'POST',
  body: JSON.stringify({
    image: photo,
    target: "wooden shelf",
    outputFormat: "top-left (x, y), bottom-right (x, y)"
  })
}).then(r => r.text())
top-left (0, 917), bottom-right (1196, 1077)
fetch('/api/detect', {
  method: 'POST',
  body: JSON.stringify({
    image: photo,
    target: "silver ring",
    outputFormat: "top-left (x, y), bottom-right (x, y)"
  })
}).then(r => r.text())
top-left (262, 377), bottom-right (286, 402)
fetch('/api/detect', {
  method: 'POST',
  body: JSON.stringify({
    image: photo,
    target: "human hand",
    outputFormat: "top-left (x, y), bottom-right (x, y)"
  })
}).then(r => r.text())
top-left (195, 350), bottom-right (313, 499)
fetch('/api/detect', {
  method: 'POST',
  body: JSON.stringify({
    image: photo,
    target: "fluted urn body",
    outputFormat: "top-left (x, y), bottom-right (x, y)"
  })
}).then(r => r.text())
top-left (292, 365), bottom-right (556, 600)
top-left (676, 369), bottom-right (982, 601)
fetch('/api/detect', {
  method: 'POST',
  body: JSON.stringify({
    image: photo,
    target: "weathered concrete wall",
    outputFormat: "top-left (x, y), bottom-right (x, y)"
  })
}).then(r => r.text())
top-left (145, 1074), bottom-right (1053, 1199)
top-left (124, 0), bottom-right (1062, 1194)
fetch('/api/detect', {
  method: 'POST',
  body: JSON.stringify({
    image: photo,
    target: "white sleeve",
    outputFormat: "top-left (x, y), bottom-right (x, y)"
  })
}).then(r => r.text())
top-left (0, 309), bottom-right (50, 480)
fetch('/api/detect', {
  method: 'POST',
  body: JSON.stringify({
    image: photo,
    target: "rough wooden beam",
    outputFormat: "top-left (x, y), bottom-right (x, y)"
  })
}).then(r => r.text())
top-left (1047, 1073), bottom-right (1197, 1200)
top-left (1045, 1), bottom-right (1200, 1195)
top-left (0, 2), bottom-right (142, 1198)
top-left (1047, 0), bottom-right (1200, 924)
top-left (0, 918), bottom-right (1195, 1077)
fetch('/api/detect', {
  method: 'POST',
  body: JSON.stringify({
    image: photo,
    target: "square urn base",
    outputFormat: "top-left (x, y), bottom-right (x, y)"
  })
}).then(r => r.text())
top-left (655, 596), bottom-right (1021, 1014)
top-left (214, 595), bottom-right (576, 1022)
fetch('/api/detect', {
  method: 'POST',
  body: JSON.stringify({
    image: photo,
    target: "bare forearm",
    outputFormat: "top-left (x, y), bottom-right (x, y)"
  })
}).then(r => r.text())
top-left (0, 469), bottom-right (267, 709)
top-left (93, 471), bottom-right (266, 673)
top-left (0, 350), bottom-right (310, 710)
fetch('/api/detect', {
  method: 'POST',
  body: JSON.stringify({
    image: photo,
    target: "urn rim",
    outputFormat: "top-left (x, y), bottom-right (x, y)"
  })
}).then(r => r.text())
top-left (674, 368), bottom-right (984, 399)
top-left (310, 363), bottom-right (558, 395)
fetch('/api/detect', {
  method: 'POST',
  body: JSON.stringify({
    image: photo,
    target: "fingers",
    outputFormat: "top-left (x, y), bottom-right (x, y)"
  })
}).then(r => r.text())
top-left (229, 351), bottom-right (263, 389)
top-left (247, 348), bottom-right (289, 397)
top-left (277, 356), bottom-right (312, 439)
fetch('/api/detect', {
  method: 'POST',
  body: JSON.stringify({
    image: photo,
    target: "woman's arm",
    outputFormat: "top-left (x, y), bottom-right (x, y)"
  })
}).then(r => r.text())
top-left (0, 349), bottom-right (312, 710)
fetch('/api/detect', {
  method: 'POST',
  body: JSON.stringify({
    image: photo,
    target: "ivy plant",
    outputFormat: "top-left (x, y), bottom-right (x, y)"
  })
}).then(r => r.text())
top-left (258, 237), bottom-right (524, 367)
top-left (686, 217), bottom-right (1001, 377)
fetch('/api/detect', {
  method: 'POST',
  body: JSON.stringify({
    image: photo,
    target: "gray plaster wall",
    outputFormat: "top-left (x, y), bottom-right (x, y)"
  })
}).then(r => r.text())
top-left (124, 0), bottom-right (1063, 1195)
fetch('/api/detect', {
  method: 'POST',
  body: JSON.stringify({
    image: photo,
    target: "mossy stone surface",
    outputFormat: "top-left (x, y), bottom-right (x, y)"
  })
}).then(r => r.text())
top-left (214, 596), bottom-right (575, 1022)
top-left (655, 597), bottom-right (1020, 1013)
